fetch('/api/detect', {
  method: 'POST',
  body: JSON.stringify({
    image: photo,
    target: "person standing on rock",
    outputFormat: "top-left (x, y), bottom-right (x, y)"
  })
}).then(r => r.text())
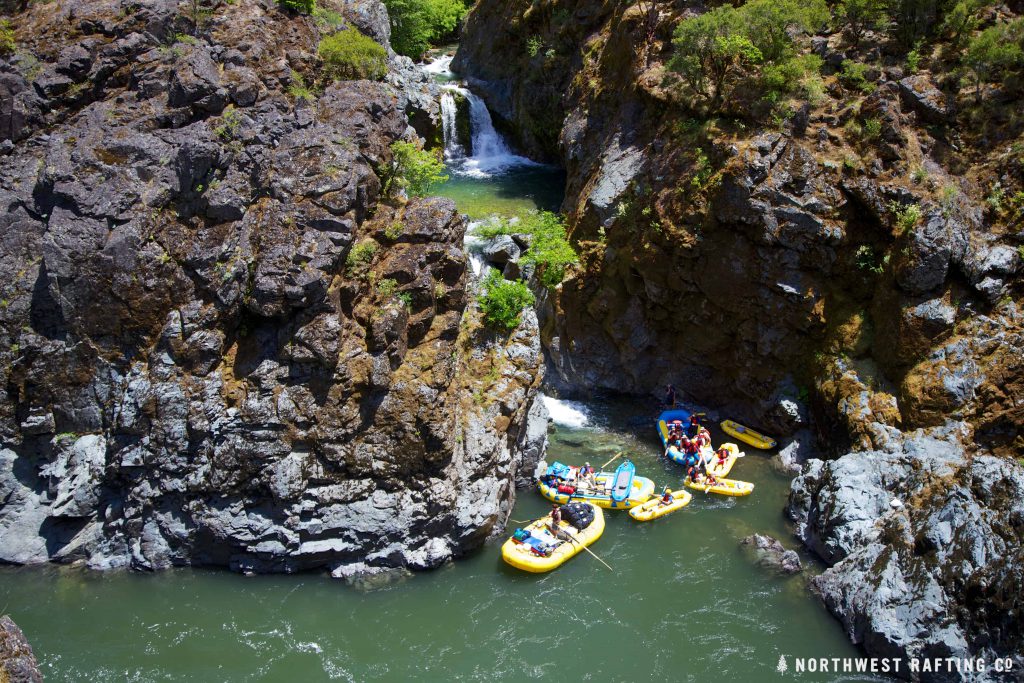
top-left (664, 384), bottom-right (677, 408)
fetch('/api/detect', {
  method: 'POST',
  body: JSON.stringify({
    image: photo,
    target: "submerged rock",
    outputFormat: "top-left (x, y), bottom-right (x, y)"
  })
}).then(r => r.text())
top-left (739, 534), bottom-right (803, 575)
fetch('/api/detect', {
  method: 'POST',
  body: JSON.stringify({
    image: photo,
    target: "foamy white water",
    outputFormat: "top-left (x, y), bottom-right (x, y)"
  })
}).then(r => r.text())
top-left (541, 395), bottom-right (591, 428)
top-left (420, 54), bottom-right (454, 77)
top-left (439, 85), bottom-right (539, 178)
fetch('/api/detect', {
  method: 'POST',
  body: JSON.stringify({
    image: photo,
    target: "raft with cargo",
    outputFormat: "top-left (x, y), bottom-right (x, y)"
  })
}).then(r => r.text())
top-left (501, 502), bottom-right (605, 572)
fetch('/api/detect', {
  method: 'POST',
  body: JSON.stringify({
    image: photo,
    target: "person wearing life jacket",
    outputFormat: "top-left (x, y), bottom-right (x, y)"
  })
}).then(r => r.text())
top-left (715, 447), bottom-right (730, 469)
top-left (579, 462), bottom-right (597, 490)
top-left (686, 414), bottom-right (701, 439)
top-left (664, 384), bottom-right (677, 408)
top-left (548, 504), bottom-right (562, 535)
top-left (686, 466), bottom-right (700, 483)
top-left (660, 487), bottom-right (674, 506)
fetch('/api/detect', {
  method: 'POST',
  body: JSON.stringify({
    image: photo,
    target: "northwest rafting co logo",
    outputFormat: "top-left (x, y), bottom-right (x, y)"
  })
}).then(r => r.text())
top-left (774, 656), bottom-right (1015, 676)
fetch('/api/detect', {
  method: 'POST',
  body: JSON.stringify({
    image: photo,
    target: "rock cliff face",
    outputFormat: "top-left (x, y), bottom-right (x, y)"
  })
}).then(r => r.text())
top-left (457, 0), bottom-right (1023, 674)
top-left (0, 616), bottom-right (42, 683)
top-left (0, 0), bottom-right (546, 575)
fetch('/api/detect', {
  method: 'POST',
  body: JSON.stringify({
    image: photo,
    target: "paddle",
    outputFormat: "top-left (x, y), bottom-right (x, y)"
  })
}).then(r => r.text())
top-left (560, 525), bottom-right (613, 572)
top-left (601, 451), bottom-right (624, 469)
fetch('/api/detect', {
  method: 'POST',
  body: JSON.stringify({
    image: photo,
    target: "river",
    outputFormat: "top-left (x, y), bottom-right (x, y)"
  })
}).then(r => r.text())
top-left (0, 56), bottom-right (880, 683)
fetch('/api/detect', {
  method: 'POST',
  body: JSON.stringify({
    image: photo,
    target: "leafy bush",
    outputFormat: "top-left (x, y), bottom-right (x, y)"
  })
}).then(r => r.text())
top-left (836, 0), bottom-right (887, 46)
top-left (346, 240), bottom-right (377, 275)
top-left (383, 0), bottom-right (467, 58)
top-left (517, 211), bottom-right (577, 288)
top-left (287, 70), bottom-right (314, 101)
top-left (472, 211), bottom-right (578, 288)
top-left (840, 59), bottom-right (875, 93)
top-left (389, 140), bottom-right (448, 197)
top-left (477, 270), bottom-right (535, 331)
top-left (963, 18), bottom-right (1024, 100)
top-left (862, 117), bottom-right (882, 139)
top-left (278, 0), bottom-right (316, 13)
top-left (890, 201), bottom-right (922, 234)
top-left (526, 36), bottom-right (542, 57)
top-left (0, 19), bottom-right (15, 56)
top-left (669, 0), bottom-right (828, 113)
top-left (383, 221), bottom-right (405, 240)
top-left (377, 278), bottom-right (398, 298)
top-left (318, 28), bottom-right (388, 81)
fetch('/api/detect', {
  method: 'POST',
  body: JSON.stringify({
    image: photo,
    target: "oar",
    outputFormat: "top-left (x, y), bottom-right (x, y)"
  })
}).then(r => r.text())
top-left (601, 451), bottom-right (624, 469)
top-left (561, 526), bottom-right (613, 572)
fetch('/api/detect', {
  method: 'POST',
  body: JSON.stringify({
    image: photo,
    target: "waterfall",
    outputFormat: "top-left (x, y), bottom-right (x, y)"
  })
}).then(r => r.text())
top-left (440, 90), bottom-right (465, 160)
top-left (435, 83), bottom-right (539, 178)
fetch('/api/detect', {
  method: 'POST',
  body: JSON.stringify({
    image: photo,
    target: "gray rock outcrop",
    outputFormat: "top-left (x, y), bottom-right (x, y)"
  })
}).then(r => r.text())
top-left (788, 426), bottom-right (1024, 677)
top-left (0, 616), bottom-right (43, 683)
top-left (0, 0), bottom-right (543, 576)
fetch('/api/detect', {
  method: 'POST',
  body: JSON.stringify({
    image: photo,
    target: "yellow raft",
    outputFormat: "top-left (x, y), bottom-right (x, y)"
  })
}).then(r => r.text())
top-left (501, 504), bottom-right (605, 573)
top-left (628, 489), bottom-right (693, 521)
top-left (538, 473), bottom-right (655, 510)
top-left (721, 420), bottom-right (777, 450)
top-left (705, 443), bottom-right (742, 477)
top-left (684, 475), bottom-right (755, 497)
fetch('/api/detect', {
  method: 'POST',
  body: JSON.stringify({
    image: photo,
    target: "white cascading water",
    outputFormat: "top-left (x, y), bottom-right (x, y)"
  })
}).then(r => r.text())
top-left (439, 90), bottom-right (465, 161)
top-left (540, 394), bottom-right (591, 429)
top-left (421, 60), bottom-right (537, 177)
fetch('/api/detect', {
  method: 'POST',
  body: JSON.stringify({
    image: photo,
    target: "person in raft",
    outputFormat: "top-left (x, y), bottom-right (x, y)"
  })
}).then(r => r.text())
top-left (686, 414), bottom-right (701, 439)
top-left (664, 384), bottom-right (677, 408)
top-left (660, 487), bottom-right (674, 505)
top-left (579, 462), bottom-right (597, 490)
top-left (686, 466), bottom-right (700, 483)
top-left (715, 447), bottom-right (730, 468)
top-left (548, 504), bottom-right (562, 535)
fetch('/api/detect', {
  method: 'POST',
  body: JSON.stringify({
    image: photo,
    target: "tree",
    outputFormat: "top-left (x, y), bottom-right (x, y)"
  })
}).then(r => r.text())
top-left (388, 140), bottom-right (449, 197)
top-left (963, 18), bottom-right (1024, 101)
top-left (836, 0), bottom-right (888, 46)
top-left (382, 0), bottom-right (467, 58)
top-left (278, 0), bottom-right (316, 13)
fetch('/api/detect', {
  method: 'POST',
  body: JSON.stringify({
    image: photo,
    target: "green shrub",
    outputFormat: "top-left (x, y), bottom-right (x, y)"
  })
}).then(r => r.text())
top-left (388, 140), bottom-right (448, 197)
top-left (840, 59), bottom-right (875, 93)
top-left (346, 240), bottom-right (377, 275)
top-left (526, 36), bottom-right (542, 57)
top-left (862, 117), bottom-right (882, 139)
top-left (478, 270), bottom-right (535, 331)
top-left (278, 0), bottom-right (316, 13)
top-left (382, 0), bottom-right (467, 58)
top-left (669, 0), bottom-right (827, 112)
top-left (517, 211), bottom-right (577, 288)
top-left (835, 0), bottom-right (887, 46)
top-left (0, 20), bottom-right (14, 56)
top-left (963, 18), bottom-right (1024, 100)
top-left (318, 28), bottom-right (388, 81)
top-left (383, 221), bottom-right (405, 240)
top-left (906, 46), bottom-right (922, 73)
top-left (287, 70), bottom-right (314, 101)
top-left (890, 201), bottom-right (922, 233)
top-left (377, 278), bottom-right (398, 298)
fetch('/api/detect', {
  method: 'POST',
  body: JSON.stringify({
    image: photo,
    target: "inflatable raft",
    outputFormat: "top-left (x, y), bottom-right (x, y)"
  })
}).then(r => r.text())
top-left (705, 443), bottom-right (742, 477)
top-left (721, 419), bottom-right (777, 450)
top-left (684, 475), bottom-right (755, 497)
top-left (628, 489), bottom-right (693, 521)
top-left (538, 461), bottom-right (655, 510)
top-left (501, 503), bottom-right (605, 573)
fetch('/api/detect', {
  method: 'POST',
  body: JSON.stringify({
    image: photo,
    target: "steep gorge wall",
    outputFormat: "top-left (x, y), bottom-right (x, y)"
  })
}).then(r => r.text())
top-left (0, 0), bottom-right (547, 575)
top-left (457, 0), bottom-right (1024, 672)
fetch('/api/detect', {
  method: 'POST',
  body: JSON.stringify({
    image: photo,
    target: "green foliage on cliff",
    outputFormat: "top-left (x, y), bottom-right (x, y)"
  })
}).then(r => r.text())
top-left (318, 27), bottom-right (388, 81)
top-left (278, 0), bottom-right (316, 14)
top-left (474, 211), bottom-right (578, 288)
top-left (963, 18), bottom-right (1024, 98)
top-left (669, 0), bottom-right (828, 113)
top-left (835, 0), bottom-right (888, 45)
top-left (0, 20), bottom-right (15, 56)
top-left (383, 0), bottom-right (467, 58)
top-left (388, 141), bottom-right (449, 197)
top-left (478, 270), bottom-right (535, 332)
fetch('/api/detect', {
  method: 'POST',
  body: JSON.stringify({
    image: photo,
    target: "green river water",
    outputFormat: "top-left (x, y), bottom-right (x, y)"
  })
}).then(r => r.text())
top-left (0, 142), bottom-right (881, 682)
